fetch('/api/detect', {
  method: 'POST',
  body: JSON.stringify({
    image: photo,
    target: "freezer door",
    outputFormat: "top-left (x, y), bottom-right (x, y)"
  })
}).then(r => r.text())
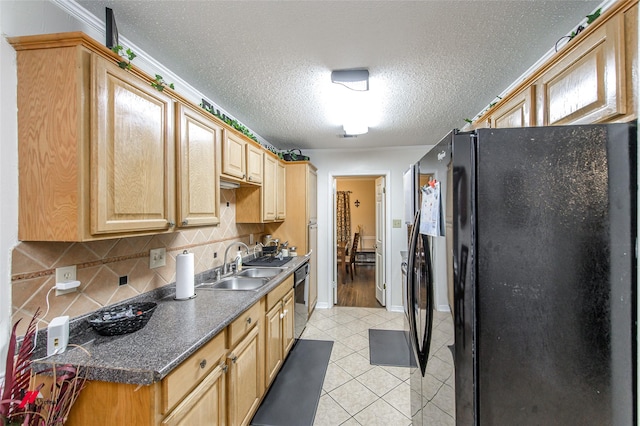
top-left (451, 132), bottom-right (476, 425)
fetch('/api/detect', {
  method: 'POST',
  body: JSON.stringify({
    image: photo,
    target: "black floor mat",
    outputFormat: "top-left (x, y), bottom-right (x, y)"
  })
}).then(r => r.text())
top-left (251, 339), bottom-right (333, 426)
top-left (368, 329), bottom-right (417, 368)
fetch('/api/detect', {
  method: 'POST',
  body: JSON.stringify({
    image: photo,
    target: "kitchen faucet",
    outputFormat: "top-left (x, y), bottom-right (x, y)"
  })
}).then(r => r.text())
top-left (223, 242), bottom-right (250, 274)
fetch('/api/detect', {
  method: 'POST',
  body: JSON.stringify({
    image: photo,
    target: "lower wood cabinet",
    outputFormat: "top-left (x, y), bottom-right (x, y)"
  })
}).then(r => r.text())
top-left (227, 325), bottom-right (263, 426)
top-left (61, 275), bottom-right (303, 426)
top-left (162, 363), bottom-right (226, 426)
top-left (264, 276), bottom-right (295, 386)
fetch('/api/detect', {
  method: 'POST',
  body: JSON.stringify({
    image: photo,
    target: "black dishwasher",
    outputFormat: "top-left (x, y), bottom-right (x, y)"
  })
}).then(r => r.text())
top-left (293, 262), bottom-right (309, 339)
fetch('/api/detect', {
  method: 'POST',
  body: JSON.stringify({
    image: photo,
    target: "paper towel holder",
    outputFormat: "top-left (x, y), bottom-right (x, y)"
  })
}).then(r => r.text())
top-left (174, 250), bottom-right (197, 301)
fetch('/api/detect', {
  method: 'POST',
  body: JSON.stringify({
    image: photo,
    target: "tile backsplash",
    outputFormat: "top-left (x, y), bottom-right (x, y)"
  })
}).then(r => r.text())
top-left (10, 189), bottom-right (263, 335)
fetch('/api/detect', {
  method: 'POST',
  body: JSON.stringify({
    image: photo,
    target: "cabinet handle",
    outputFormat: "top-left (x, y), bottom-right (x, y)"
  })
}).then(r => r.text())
top-left (246, 317), bottom-right (252, 325)
top-left (280, 312), bottom-right (285, 319)
top-left (221, 364), bottom-right (228, 373)
top-left (182, 219), bottom-right (189, 226)
top-left (283, 309), bottom-right (288, 316)
top-left (242, 174), bottom-right (246, 179)
top-left (199, 359), bottom-right (207, 369)
top-left (248, 175), bottom-right (252, 181)
top-left (229, 355), bottom-right (238, 363)
top-left (167, 220), bottom-right (175, 227)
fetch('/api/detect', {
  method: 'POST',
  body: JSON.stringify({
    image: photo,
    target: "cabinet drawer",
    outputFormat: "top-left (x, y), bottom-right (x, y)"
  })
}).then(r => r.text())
top-left (228, 301), bottom-right (262, 348)
top-left (266, 275), bottom-right (294, 311)
top-left (161, 330), bottom-right (227, 414)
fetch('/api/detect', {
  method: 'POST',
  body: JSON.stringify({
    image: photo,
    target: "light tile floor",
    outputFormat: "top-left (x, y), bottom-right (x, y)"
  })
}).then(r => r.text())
top-left (303, 307), bottom-right (455, 426)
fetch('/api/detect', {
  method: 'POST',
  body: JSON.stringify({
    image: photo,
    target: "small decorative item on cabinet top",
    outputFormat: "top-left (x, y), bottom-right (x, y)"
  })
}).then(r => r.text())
top-left (281, 149), bottom-right (310, 162)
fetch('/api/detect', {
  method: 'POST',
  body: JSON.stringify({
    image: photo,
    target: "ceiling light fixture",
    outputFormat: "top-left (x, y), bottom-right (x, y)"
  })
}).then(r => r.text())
top-left (343, 122), bottom-right (368, 136)
top-left (331, 68), bottom-right (371, 135)
top-left (331, 69), bottom-right (369, 91)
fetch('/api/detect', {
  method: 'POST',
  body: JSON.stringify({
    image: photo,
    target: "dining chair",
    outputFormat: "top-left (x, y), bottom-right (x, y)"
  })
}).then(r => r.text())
top-left (346, 232), bottom-right (359, 281)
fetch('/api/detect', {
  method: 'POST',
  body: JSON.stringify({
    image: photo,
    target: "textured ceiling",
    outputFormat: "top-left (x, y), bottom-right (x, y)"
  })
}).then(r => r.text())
top-left (76, 0), bottom-right (602, 150)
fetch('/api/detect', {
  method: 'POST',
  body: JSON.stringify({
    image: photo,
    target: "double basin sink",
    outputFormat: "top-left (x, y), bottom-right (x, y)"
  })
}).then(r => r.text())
top-left (197, 267), bottom-right (285, 291)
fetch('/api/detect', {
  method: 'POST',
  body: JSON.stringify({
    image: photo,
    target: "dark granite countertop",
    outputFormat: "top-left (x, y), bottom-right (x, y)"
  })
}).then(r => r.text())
top-left (32, 256), bottom-right (309, 386)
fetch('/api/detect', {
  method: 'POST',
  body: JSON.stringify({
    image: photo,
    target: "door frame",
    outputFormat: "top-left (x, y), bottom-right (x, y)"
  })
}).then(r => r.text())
top-left (330, 171), bottom-right (391, 309)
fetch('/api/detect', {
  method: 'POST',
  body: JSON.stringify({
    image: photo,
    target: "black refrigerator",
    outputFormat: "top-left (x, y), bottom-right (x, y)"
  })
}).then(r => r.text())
top-left (405, 123), bottom-right (637, 425)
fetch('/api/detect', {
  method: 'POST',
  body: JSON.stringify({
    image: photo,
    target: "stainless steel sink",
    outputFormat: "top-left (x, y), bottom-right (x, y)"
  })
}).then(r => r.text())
top-left (237, 268), bottom-right (284, 278)
top-left (198, 276), bottom-right (268, 291)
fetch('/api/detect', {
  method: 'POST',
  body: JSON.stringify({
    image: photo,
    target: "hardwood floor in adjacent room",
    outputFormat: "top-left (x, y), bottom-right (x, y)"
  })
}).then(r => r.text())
top-left (337, 263), bottom-right (382, 308)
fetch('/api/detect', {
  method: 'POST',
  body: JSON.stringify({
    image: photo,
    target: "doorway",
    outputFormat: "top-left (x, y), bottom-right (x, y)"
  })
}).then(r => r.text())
top-left (334, 176), bottom-right (385, 308)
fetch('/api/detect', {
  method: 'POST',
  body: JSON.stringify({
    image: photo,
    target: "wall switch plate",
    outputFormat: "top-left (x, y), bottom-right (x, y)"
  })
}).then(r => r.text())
top-left (55, 265), bottom-right (78, 296)
top-left (149, 248), bottom-right (166, 269)
top-left (392, 219), bottom-right (402, 228)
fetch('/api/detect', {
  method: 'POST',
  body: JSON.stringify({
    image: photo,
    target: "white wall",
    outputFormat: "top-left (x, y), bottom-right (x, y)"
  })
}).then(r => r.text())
top-left (0, 0), bottom-right (96, 379)
top-left (306, 146), bottom-right (431, 312)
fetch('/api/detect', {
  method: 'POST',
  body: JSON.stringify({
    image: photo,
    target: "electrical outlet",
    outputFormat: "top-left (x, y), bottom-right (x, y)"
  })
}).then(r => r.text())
top-left (149, 248), bottom-right (166, 269)
top-left (392, 219), bottom-right (402, 228)
top-left (119, 275), bottom-right (128, 286)
top-left (55, 265), bottom-right (78, 296)
top-left (55, 265), bottom-right (76, 283)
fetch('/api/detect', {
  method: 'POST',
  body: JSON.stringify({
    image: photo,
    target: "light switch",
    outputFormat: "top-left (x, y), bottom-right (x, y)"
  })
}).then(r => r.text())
top-left (392, 219), bottom-right (402, 228)
top-left (149, 248), bottom-right (166, 269)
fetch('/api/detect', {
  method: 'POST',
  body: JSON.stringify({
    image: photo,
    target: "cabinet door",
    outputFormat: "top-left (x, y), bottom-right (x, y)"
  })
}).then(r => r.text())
top-left (176, 104), bottom-right (221, 227)
top-left (490, 86), bottom-right (535, 128)
top-left (265, 303), bottom-right (283, 386)
top-left (92, 55), bottom-right (175, 234)
top-left (539, 13), bottom-right (625, 125)
top-left (227, 326), bottom-right (262, 426)
top-left (222, 131), bottom-right (246, 180)
top-left (308, 225), bottom-right (318, 315)
top-left (246, 143), bottom-right (264, 184)
top-left (308, 167), bottom-right (318, 225)
top-left (276, 162), bottom-right (286, 220)
top-left (162, 363), bottom-right (226, 426)
top-left (262, 155), bottom-right (277, 222)
top-left (282, 289), bottom-right (295, 356)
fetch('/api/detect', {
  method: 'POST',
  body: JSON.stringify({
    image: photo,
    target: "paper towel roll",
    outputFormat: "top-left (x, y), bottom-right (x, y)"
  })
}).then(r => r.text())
top-left (175, 250), bottom-right (195, 300)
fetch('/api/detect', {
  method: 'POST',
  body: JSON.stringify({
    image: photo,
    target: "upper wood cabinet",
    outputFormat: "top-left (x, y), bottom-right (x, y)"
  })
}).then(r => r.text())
top-left (246, 143), bottom-right (264, 184)
top-left (176, 104), bottom-right (222, 227)
top-left (469, 0), bottom-right (637, 130)
top-left (490, 86), bottom-right (535, 128)
top-left (236, 152), bottom-right (285, 224)
top-left (538, 12), bottom-right (626, 125)
top-left (92, 55), bottom-right (176, 235)
top-left (262, 154), bottom-right (278, 222)
top-left (221, 131), bottom-right (263, 185)
top-left (276, 161), bottom-right (286, 221)
top-left (10, 34), bottom-right (177, 241)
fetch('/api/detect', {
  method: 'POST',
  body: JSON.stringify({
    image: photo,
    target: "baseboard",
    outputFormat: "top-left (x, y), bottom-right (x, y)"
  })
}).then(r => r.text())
top-left (437, 304), bottom-right (451, 312)
top-left (315, 301), bottom-right (331, 310)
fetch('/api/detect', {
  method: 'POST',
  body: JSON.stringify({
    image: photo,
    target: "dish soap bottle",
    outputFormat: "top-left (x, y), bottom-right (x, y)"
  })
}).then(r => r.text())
top-left (235, 250), bottom-right (243, 272)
